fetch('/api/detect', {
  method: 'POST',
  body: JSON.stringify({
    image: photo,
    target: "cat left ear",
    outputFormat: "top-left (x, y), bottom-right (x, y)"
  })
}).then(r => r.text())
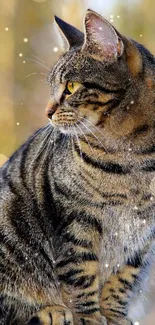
top-left (54, 16), bottom-right (84, 52)
top-left (82, 9), bottom-right (124, 62)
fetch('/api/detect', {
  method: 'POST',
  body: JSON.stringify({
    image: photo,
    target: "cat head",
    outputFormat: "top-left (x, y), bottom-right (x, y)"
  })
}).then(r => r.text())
top-left (46, 10), bottom-right (155, 148)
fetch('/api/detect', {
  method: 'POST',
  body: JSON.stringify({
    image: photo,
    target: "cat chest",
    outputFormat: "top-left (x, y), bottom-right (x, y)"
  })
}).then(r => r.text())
top-left (54, 167), bottom-right (154, 265)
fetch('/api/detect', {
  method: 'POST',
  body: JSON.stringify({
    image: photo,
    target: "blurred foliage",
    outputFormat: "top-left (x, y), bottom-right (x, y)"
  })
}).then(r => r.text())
top-left (0, 0), bottom-right (155, 165)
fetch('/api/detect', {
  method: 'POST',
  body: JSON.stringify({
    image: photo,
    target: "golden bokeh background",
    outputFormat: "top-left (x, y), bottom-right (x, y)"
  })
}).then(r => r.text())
top-left (0, 1), bottom-right (155, 324)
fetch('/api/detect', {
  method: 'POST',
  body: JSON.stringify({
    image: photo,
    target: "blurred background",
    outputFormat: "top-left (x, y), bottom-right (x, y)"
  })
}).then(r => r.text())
top-left (0, 1), bottom-right (155, 324)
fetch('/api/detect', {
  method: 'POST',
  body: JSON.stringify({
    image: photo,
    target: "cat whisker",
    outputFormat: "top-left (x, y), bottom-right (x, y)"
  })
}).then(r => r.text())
top-left (79, 116), bottom-right (106, 140)
top-left (25, 72), bottom-right (37, 79)
top-left (67, 125), bottom-right (76, 160)
top-left (78, 120), bottom-right (108, 153)
top-left (29, 124), bottom-right (51, 142)
top-left (37, 130), bottom-right (53, 175)
top-left (24, 72), bottom-right (48, 83)
top-left (28, 125), bottom-right (52, 172)
top-left (25, 58), bottom-right (50, 71)
top-left (31, 54), bottom-right (47, 65)
top-left (73, 126), bottom-right (83, 164)
top-left (75, 122), bottom-right (96, 158)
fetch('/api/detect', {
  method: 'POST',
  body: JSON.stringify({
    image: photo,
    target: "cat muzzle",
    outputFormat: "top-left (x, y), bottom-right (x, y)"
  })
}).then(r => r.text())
top-left (45, 100), bottom-right (60, 119)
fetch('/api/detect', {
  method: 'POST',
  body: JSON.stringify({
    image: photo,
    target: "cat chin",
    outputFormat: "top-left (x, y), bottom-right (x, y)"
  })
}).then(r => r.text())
top-left (51, 123), bottom-right (91, 136)
top-left (56, 126), bottom-right (89, 135)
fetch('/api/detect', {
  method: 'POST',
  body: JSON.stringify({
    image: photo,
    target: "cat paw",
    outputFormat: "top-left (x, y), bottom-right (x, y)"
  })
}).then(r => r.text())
top-left (28, 305), bottom-right (74, 325)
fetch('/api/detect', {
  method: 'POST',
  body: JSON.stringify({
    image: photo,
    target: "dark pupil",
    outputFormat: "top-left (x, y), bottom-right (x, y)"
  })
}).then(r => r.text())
top-left (64, 83), bottom-right (72, 95)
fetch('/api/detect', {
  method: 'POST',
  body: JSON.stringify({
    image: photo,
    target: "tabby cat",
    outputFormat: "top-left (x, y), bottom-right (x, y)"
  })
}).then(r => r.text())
top-left (0, 9), bottom-right (155, 325)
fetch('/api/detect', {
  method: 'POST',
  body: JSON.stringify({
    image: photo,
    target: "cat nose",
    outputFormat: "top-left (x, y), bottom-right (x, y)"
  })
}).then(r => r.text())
top-left (45, 100), bottom-right (59, 119)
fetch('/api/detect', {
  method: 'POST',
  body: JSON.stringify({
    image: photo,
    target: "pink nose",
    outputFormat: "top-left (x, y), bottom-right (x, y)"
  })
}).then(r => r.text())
top-left (45, 101), bottom-right (59, 119)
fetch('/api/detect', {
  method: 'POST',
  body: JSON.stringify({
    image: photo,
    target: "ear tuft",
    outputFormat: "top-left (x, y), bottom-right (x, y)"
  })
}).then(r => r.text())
top-left (82, 10), bottom-right (124, 62)
top-left (54, 15), bottom-right (84, 52)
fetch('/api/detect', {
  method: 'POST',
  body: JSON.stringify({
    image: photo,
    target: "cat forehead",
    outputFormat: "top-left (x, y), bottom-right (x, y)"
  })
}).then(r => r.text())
top-left (50, 49), bottom-right (129, 87)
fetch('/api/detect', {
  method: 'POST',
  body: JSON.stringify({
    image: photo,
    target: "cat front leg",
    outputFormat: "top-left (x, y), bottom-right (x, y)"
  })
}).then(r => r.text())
top-left (58, 250), bottom-right (101, 325)
top-left (55, 216), bottom-right (103, 325)
top-left (100, 265), bottom-right (139, 325)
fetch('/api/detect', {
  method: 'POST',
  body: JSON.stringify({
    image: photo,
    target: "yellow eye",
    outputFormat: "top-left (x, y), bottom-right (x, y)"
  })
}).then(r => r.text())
top-left (66, 81), bottom-right (80, 95)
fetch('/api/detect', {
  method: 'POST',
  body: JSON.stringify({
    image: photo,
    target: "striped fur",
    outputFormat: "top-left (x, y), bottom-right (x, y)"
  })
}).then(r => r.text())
top-left (0, 9), bottom-right (155, 325)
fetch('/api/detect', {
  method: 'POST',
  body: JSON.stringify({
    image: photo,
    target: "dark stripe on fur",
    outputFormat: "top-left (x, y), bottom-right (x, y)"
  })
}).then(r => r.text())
top-left (118, 278), bottom-right (132, 290)
top-left (126, 252), bottom-right (142, 268)
top-left (57, 252), bottom-right (98, 269)
top-left (75, 145), bottom-right (130, 174)
top-left (142, 159), bottom-right (155, 172)
top-left (58, 269), bottom-right (83, 283)
top-left (61, 274), bottom-right (96, 288)
top-left (83, 82), bottom-right (124, 94)
top-left (57, 211), bottom-right (103, 236)
top-left (28, 316), bottom-right (42, 325)
top-left (77, 291), bottom-right (98, 299)
top-left (84, 99), bottom-right (114, 107)
top-left (107, 308), bottom-right (127, 317)
top-left (77, 307), bottom-right (100, 315)
top-left (62, 232), bottom-right (92, 249)
top-left (130, 124), bottom-right (149, 137)
top-left (139, 145), bottom-right (155, 154)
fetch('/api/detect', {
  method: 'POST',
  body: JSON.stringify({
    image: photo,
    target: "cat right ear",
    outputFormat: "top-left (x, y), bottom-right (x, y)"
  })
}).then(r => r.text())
top-left (54, 16), bottom-right (84, 52)
top-left (82, 9), bottom-right (124, 62)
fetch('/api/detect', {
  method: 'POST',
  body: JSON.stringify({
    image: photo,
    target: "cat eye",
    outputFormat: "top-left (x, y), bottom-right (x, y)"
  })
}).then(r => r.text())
top-left (65, 81), bottom-right (80, 95)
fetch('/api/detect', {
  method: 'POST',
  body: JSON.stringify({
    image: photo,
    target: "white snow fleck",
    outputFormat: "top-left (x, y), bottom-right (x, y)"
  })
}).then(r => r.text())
top-left (133, 206), bottom-right (138, 210)
top-left (130, 100), bottom-right (134, 104)
top-left (19, 53), bottom-right (23, 57)
top-left (5, 27), bottom-right (9, 31)
top-left (23, 38), bottom-right (28, 43)
top-left (53, 47), bottom-right (58, 52)
top-left (105, 263), bottom-right (109, 268)
top-left (16, 122), bottom-right (20, 126)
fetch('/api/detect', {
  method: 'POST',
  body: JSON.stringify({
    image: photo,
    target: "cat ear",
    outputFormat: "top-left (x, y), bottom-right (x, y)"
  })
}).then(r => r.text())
top-left (82, 9), bottom-right (124, 62)
top-left (54, 16), bottom-right (84, 52)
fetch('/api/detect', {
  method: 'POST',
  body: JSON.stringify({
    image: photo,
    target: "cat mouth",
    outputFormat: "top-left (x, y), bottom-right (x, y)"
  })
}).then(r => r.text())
top-left (49, 111), bottom-right (77, 133)
top-left (51, 111), bottom-right (77, 125)
top-left (49, 111), bottom-right (92, 135)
